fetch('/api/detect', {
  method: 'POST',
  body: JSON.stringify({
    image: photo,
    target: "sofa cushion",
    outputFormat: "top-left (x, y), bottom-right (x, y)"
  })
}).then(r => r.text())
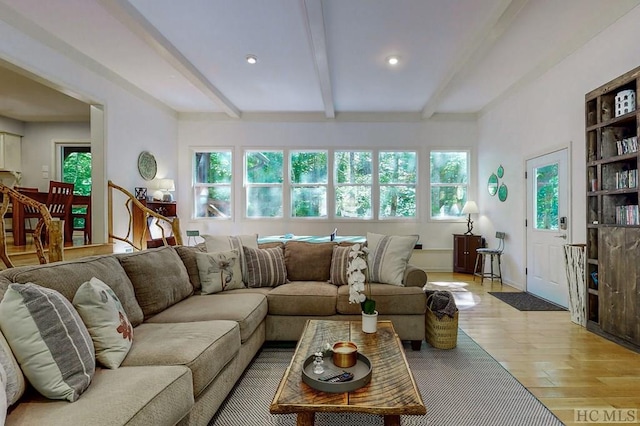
top-left (0, 329), bottom-right (25, 406)
top-left (196, 249), bottom-right (245, 294)
top-left (267, 282), bottom-right (337, 316)
top-left (329, 245), bottom-right (351, 285)
top-left (367, 232), bottom-right (418, 286)
top-left (122, 321), bottom-right (240, 397)
top-left (203, 234), bottom-right (258, 283)
top-left (0, 255), bottom-right (144, 327)
top-left (336, 283), bottom-right (426, 315)
top-left (117, 246), bottom-right (193, 320)
top-left (145, 293), bottom-right (268, 343)
top-left (6, 365), bottom-right (193, 426)
top-left (0, 283), bottom-right (95, 402)
top-left (72, 277), bottom-right (133, 369)
top-left (174, 244), bottom-right (207, 291)
top-left (284, 241), bottom-right (335, 281)
top-left (243, 246), bottom-right (287, 288)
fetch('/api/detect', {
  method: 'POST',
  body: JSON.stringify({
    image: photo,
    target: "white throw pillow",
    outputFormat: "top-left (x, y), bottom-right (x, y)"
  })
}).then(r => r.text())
top-left (202, 234), bottom-right (258, 284)
top-left (73, 277), bottom-right (134, 369)
top-left (195, 250), bottom-right (245, 294)
top-left (366, 232), bottom-right (418, 286)
top-left (0, 283), bottom-right (95, 402)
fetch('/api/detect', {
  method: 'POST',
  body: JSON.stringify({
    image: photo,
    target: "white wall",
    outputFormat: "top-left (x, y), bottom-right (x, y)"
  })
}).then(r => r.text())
top-left (178, 116), bottom-right (478, 270)
top-left (477, 4), bottom-right (640, 288)
top-left (0, 16), bottom-right (178, 247)
top-left (20, 122), bottom-right (90, 190)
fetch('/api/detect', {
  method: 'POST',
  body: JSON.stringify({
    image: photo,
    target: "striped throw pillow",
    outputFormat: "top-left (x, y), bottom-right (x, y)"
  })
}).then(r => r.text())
top-left (0, 283), bottom-right (95, 402)
top-left (367, 232), bottom-right (418, 286)
top-left (243, 246), bottom-right (287, 288)
top-left (329, 245), bottom-right (351, 285)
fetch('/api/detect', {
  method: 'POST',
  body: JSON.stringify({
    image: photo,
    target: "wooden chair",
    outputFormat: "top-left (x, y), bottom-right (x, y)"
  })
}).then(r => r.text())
top-left (71, 194), bottom-right (91, 244)
top-left (14, 186), bottom-right (41, 237)
top-left (45, 181), bottom-right (75, 244)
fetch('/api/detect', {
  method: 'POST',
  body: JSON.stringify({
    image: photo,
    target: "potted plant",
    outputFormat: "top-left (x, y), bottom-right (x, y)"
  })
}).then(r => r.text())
top-left (347, 243), bottom-right (377, 333)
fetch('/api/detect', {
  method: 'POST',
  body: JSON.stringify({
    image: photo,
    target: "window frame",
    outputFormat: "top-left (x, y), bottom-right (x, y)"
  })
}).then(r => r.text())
top-left (428, 149), bottom-right (471, 222)
top-left (334, 150), bottom-right (373, 220)
top-left (378, 150), bottom-right (418, 221)
top-left (192, 148), bottom-right (234, 220)
top-left (244, 149), bottom-right (285, 220)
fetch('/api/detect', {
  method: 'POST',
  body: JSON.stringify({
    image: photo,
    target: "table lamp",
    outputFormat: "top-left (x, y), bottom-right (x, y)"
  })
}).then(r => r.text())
top-left (461, 201), bottom-right (478, 235)
top-left (153, 179), bottom-right (175, 202)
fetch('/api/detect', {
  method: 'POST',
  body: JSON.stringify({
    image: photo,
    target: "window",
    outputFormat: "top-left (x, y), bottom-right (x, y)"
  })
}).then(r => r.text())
top-left (379, 151), bottom-right (417, 218)
top-left (194, 150), bottom-right (232, 218)
top-left (59, 143), bottom-right (91, 230)
top-left (534, 163), bottom-right (559, 230)
top-left (430, 150), bottom-right (469, 219)
top-left (335, 151), bottom-right (372, 219)
top-left (290, 150), bottom-right (327, 218)
top-left (245, 150), bottom-right (283, 218)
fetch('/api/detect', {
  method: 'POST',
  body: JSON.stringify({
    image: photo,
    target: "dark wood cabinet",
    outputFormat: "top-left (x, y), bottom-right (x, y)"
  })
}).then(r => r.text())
top-left (453, 234), bottom-right (483, 274)
top-left (585, 65), bottom-right (640, 348)
top-left (132, 200), bottom-right (177, 249)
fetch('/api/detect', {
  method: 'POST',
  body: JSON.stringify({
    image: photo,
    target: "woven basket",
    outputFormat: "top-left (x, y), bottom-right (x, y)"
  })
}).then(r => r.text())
top-left (425, 306), bottom-right (459, 349)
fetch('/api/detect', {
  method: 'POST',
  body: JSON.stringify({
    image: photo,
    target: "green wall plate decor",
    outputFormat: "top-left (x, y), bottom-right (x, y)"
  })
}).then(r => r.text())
top-left (488, 173), bottom-right (498, 196)
top-left (497, 164), bottom-right (504, 178)
top-left (498, 183), bottom-right (508, 202)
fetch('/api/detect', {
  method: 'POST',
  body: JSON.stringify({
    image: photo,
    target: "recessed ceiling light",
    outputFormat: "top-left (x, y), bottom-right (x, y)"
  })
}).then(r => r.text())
top-left (386, 56), bottom-right (400, 66)
top-left (246, 54), bottom-right (258, 65)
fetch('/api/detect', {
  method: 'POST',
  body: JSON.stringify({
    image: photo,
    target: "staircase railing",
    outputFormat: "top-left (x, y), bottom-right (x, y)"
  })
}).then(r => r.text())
top-left (107, 180), bottom-right (182, 250)
top-left (0, 184), bottom-right (64, 268)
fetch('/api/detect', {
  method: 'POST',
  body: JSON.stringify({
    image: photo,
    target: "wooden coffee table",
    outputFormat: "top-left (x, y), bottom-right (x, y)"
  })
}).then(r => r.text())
top-left (270, 320), bottom-right (426, 426)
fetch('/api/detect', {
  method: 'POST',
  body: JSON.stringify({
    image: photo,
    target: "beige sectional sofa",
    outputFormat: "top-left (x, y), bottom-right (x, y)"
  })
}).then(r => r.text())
top-left (0, 238), bottom-right (427, 425)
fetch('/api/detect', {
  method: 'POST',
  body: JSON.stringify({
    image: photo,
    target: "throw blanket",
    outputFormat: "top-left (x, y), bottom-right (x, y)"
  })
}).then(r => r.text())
top-left (426, 290), bottom-right (458, 319)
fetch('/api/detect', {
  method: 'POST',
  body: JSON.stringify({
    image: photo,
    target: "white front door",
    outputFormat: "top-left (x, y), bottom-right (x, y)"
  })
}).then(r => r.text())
top-left (525, 148), bottom-right (570, 307)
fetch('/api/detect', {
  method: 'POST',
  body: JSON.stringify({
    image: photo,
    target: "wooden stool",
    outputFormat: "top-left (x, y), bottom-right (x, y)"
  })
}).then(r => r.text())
top-left (473, 231), bottom-right (505, 284)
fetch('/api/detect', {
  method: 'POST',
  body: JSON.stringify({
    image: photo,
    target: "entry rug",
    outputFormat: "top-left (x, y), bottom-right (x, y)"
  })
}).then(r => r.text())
top-left (489, 291), bottom-right (567, 311)
top-left (210, 331), bottom-right (563, 426)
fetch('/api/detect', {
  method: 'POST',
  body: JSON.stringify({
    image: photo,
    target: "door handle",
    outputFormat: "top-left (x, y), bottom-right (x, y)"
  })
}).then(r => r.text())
top-left (555, 234), bottom-right (567, 239)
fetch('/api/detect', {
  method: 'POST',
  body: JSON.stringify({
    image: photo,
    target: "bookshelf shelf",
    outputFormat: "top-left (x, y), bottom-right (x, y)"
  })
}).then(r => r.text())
top-left (585, 65), bottom-right (640, 348)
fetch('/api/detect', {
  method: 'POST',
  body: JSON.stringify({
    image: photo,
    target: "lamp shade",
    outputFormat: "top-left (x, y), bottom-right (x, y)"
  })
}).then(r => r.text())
top-left (158, 179), bottom-right (175, 192)
top-left (461, 201), bottom-right (478, 215)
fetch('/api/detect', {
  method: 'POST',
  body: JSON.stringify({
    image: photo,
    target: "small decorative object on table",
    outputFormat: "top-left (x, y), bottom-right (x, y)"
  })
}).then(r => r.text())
top-left (331, 341), bottom-right (357, 368)
top-left (347, 243), bottom-right (377, 333)
top-left (134, 187), bottom-right (147, 200)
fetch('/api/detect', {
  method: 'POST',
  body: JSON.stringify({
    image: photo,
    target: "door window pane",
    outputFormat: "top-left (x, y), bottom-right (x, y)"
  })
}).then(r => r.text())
top-left (535, 163), bottom-right (559, 230)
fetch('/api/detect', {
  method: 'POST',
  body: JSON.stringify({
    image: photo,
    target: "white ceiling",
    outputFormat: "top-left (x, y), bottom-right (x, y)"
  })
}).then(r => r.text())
top-left (1, 0), bottom-right (639, 122)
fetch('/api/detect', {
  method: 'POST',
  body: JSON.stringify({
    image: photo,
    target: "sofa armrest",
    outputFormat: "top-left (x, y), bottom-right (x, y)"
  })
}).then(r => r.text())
top-left (403, 264), bottom-right (427, 287)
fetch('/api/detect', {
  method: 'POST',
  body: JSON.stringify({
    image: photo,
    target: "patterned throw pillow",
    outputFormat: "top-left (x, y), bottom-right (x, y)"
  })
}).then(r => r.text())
top-left (73, 277), bottom-right (133, 369)
top-left (0, 283), bottom-right (95, 402)
top-left (367, 232), bottom-right (418, 286)
top-left (329, 245), bottom-right (352, 285)
top-left (195, 250), bottom-right (245, 294)
top-left (243, 246), bottom-right (287, 288)
top-left (0, 330), bottom-right (25, 407)
top-left (203, 234), bottom-right (258, 284)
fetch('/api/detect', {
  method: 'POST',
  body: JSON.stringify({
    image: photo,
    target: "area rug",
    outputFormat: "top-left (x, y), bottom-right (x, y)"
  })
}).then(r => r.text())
top-left (209, 331), bottom-right (563, 426)
top-left (489, 291), bottom-right (567, 311)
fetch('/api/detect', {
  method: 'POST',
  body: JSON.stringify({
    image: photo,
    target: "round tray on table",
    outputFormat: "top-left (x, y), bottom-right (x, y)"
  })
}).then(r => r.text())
top-left (301, 353), bottom-right (372, 393)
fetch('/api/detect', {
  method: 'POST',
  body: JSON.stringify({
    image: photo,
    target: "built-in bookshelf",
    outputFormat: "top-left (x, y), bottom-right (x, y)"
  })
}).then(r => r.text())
top-left (585, 65), bottom-right (640, 348)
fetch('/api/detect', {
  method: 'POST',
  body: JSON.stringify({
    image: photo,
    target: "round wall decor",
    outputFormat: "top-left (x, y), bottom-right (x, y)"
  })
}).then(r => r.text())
top-left (498, 183), bottom-right (508, 202)
top-left (137, 151), bottom-right (157, 181)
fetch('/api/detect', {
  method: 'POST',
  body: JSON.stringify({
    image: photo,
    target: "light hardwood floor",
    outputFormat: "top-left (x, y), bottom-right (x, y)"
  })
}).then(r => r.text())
top-left (430, 272), bottom-right (640, 426)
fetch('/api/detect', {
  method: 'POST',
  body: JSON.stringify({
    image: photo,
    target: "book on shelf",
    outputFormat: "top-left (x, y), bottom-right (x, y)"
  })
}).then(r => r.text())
top-left (615, 169), bottom-right (638, 189)
top-left (615, 204), bottom-right (640, 225)
top-left (616, 136), bottom-right (638, 156)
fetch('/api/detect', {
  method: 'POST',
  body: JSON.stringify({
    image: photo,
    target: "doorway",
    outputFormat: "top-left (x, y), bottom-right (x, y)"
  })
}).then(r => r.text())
top-left (525, 148), bottom-right (570, 307)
